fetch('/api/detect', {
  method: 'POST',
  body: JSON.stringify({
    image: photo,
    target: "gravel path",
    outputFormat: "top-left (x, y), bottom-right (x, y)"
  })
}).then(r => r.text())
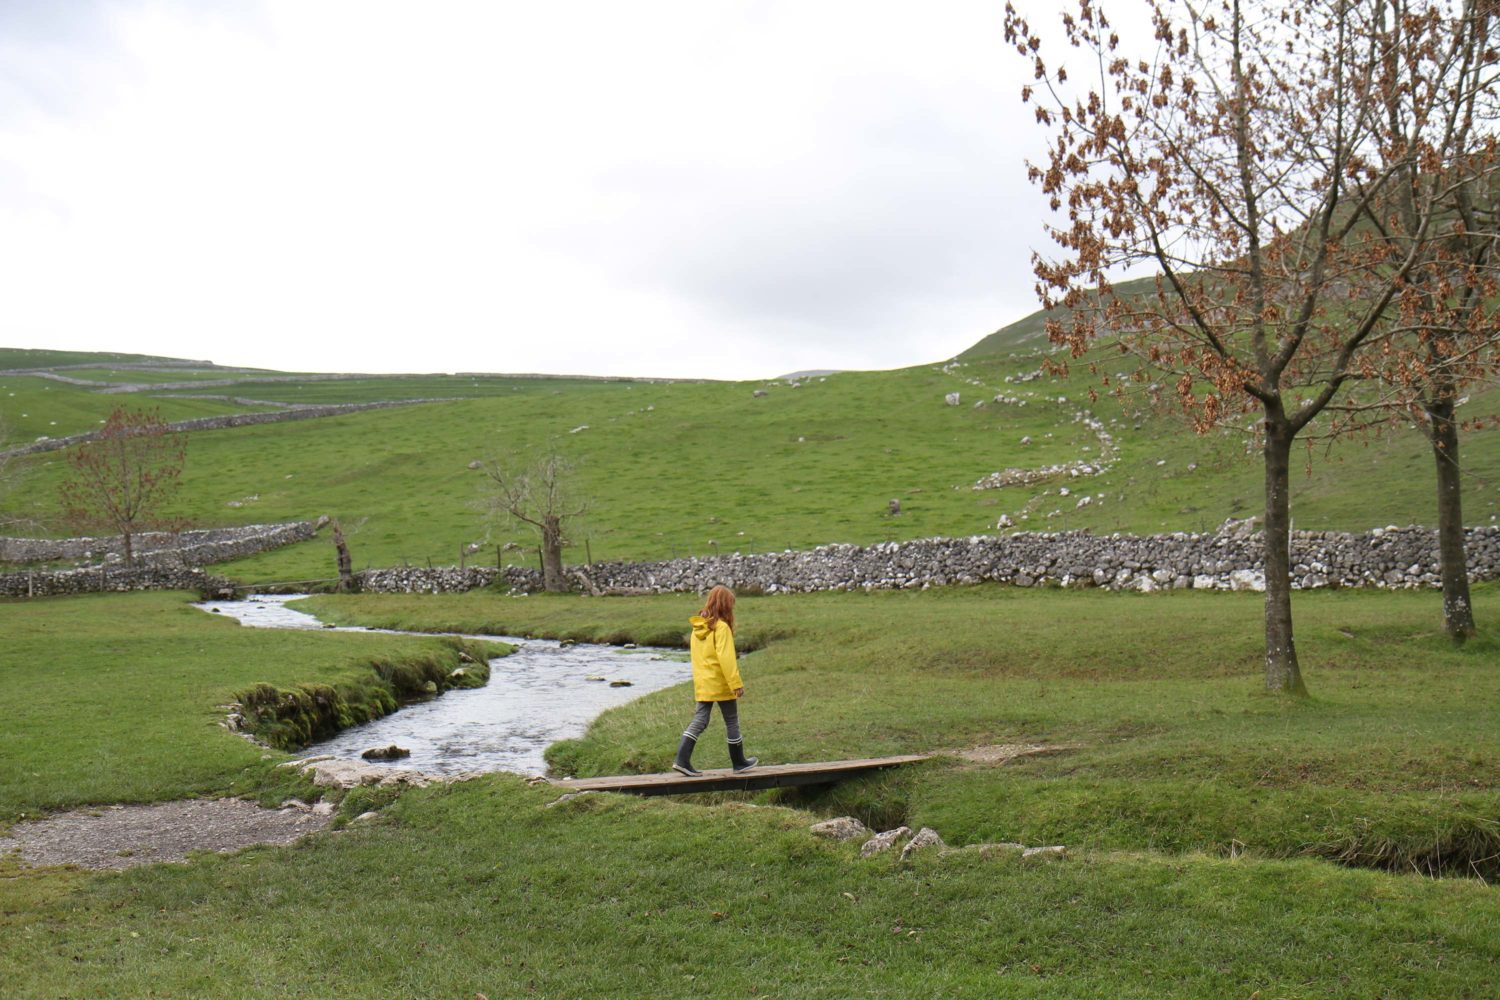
top-left (0, 799), bottom-right (333, 871)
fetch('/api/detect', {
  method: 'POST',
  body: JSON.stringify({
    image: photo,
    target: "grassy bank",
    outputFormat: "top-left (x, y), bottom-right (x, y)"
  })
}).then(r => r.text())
top-left (0, 592), bottom-right (502, 822)
top-left (298, 585), bottom-right (1500, 877)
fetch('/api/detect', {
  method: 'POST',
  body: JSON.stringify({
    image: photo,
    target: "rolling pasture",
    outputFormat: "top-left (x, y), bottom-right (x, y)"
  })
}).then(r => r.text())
top-left (3, 344), bottom-right (1497, 586)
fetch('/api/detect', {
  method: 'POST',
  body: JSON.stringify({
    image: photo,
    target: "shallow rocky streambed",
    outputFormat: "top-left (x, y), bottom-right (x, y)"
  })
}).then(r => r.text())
top-left (198, 594), bottom-right (691, 776)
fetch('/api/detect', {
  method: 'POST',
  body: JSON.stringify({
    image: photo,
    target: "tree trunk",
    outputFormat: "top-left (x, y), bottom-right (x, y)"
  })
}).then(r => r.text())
top-left (122, 528), bottom-right (134, 569)
top-left (332, 519), bottom-right (355, 593)
top-left (541, 515), bottom-right (566, 593)
top-left (1426, 393), bottom-right (1477, 644)
top-left (1262, 416), bottom-right (1308, 696)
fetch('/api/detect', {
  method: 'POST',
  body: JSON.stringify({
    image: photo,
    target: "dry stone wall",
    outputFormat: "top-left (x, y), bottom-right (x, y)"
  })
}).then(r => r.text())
top-left (356, 566), bottom-right (537, 593)
top-left (0, 565), bottom-right (233, 598)
top-left (351, 523), bottom-right (1500, 595)
top-left (1, 521), bottom-right (317, 567)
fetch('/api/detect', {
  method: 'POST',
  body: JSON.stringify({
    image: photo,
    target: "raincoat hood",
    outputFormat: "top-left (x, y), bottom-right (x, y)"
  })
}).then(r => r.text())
top-left (690, 615), bottom-right (713, 640)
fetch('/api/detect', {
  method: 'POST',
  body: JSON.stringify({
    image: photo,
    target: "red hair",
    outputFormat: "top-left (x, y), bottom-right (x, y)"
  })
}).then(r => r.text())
top-left (700, 585), bottom-right (736, 632)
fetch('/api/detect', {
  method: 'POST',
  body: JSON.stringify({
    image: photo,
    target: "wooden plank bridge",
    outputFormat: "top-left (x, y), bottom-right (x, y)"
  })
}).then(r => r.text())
top-left (547, 754), bottom-right (930, 797)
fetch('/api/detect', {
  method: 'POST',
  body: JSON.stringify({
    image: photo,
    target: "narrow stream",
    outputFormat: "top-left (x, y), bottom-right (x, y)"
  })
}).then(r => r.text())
top-left (196, 595), bottom-right (690, 776)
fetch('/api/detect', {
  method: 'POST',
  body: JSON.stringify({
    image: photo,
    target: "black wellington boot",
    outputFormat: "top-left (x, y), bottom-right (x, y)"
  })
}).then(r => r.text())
top-left (672, 734), bottom-right (703, 777)
top-left (728, 739), bottom-right (759, 773)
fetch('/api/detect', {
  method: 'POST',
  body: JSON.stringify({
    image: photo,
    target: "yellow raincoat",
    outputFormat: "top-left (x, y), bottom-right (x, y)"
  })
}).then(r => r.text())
top-left (689, 615), bottom-right (744, 702)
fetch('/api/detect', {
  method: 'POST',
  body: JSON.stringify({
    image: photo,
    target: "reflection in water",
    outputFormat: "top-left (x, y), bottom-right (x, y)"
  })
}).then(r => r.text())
top-left (196, 595), bottom-right (690, 776)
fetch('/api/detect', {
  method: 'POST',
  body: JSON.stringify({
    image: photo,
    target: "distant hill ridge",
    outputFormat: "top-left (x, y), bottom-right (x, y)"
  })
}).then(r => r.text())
top-left (0, 347), bottom-right (708, 384)
top-left (0, 348), bottom-right (208, 371)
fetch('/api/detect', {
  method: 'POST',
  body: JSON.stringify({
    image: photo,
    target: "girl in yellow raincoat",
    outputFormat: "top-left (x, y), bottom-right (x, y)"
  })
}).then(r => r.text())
top-left (673, 585), bottom-right (759, 776)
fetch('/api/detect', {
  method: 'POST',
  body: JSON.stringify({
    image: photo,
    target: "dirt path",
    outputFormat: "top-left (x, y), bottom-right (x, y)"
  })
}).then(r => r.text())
top-left (0, 799), bottom-right (334, 872)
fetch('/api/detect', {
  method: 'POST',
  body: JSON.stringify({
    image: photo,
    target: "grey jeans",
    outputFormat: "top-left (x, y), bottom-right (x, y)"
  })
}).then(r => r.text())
top-left (683, 700), bottom-right (743, 743)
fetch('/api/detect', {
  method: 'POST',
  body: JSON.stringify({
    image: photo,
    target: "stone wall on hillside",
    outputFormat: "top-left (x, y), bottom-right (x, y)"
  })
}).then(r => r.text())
top-left (0, 360), bottom-right (217, 375)
top-left (0, 521), bottom-right (319, 568)
top-left (0, 400), bottom-right (442, 459)
top-left (95, 373), bottom-right (406, 394)
top-left (353, 522), bottom-right (1500, 595)
top-left (0, 565), bottom-right (234, 599)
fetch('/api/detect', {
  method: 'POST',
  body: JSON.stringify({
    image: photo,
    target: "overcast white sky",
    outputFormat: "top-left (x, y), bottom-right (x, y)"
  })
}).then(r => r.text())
top-left (0, 1), bottom-right (1071, 379)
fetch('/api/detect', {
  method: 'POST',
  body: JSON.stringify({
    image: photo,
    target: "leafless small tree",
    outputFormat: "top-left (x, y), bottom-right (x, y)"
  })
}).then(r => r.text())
top-left (58, 406), bottom-right (187, 567)
top-left (481, 452), bottom-right (587, 593)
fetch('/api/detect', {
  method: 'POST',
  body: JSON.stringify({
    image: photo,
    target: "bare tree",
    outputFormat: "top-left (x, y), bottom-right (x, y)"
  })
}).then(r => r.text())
top-left (331, 518), bottom-right (357, 593)
top-left (481, 452), bottom-right (587, 593)
top-left (58, 406), bottom-right (187, 567)
top-left (1005, 0), bottom-right (1500, 693)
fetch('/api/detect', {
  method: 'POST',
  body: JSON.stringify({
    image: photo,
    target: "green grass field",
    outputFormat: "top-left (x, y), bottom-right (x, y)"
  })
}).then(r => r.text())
top-left (2, 587), bottom-right (1496, 997)
top-left (297, 584), bottom-right (1500, 876)
top-left (148, 373), bottom-right (699, 403)
top-left (0, 376), bottom-right (279, 446)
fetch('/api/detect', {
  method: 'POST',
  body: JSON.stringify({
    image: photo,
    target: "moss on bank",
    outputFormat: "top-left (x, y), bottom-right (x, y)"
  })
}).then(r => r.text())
top-left (233, 637), bottom-right (503, 750)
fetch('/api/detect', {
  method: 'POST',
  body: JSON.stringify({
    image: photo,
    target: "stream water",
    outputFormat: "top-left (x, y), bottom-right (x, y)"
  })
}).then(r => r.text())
top-left (195, 595), bottom-right (690, 776)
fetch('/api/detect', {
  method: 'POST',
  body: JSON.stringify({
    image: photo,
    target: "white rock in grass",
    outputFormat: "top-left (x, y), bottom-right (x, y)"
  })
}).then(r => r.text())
top-left (1021, 845), bottom-right (1068, 861)
top-left (809, 816), bottom-right (870, 841)
top-left (859, 826), bottom-right (912, 858)
top-left (899, 827), bottom-right (947, 860)
top-left (968, 842), bottom-right (1027, 860)
top-left (545, 791), bottom-right (599, 808)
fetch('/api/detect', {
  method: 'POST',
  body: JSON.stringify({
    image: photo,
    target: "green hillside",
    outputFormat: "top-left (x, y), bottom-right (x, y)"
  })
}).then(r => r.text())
top-left (59, 367), bottom-right (284, 384)
top-left (149, 373), bottom-right (689, 404)
top-left (3, 346), bottom-right (1497, 584)
top-left (0, 376), bottom-right (281, 444)
top-left (958, 276), bottom-right (1160, 360)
